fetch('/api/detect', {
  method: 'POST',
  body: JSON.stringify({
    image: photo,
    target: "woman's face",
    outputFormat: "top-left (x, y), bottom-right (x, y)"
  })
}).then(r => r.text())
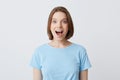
top-left (50, 11), bottom-right (68, 41)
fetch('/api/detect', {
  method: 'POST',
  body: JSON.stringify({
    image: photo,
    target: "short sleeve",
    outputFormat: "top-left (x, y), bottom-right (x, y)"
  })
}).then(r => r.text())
top-left (79, 48), bottom-right (91, 71)
top-left (30, 48), bottom-right (42, 70)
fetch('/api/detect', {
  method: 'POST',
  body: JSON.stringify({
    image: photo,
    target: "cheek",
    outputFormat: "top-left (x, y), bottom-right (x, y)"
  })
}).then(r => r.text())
top-left (64, 26), bottom-right (69, 32)
top-left (50, 26), bottom-right (55, 34)
top-left (50, 24), bottom-right (55, 30)
top-left (50, 25), bottom-right (53, 31)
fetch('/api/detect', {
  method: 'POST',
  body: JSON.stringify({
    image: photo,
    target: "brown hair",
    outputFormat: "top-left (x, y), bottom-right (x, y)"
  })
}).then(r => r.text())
top-left (47, 6), bottom-right (74, 40)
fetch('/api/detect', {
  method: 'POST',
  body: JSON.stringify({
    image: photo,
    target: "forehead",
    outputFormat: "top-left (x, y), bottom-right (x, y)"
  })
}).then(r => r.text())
top-left (52, 11), bottom-right (67, 19)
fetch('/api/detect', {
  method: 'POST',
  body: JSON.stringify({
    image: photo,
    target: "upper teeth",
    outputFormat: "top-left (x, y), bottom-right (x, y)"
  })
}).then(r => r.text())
top-left (56, 30), bottom-right (62, 32)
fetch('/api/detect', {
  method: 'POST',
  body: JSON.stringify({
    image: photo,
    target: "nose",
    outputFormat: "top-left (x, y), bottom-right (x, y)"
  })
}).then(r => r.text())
top-left (57, 22), bottom-right (62, 28)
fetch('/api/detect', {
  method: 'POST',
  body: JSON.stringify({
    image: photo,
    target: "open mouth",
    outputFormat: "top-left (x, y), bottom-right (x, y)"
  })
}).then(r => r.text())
top-left (55, 30), bottom-right (63, 35)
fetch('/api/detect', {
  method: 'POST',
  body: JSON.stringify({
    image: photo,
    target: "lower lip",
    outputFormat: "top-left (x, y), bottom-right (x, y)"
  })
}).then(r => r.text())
top-left (56, 32), bottom-right (63, 37)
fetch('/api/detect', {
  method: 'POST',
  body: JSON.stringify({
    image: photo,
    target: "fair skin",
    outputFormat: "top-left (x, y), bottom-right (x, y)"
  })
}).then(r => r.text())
top-left (33, 11), bottom-right (88, 80)
top-left (49, 11), bottom-right (71, 48)
top-left (33, 68), bottom-right (42, 80)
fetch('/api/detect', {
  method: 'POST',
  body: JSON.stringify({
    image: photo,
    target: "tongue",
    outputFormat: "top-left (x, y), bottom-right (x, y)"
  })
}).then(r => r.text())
top-left (56, 32), bottom-right (62, 36)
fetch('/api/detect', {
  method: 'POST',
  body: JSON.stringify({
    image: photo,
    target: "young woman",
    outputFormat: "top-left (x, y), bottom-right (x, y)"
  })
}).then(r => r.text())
top-left (30, 6), bottom-right (91, 80)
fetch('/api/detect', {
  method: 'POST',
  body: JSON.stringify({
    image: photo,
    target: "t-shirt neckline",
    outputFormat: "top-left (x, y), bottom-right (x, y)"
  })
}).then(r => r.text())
top-left (46, 43), bottom-right (74, 50)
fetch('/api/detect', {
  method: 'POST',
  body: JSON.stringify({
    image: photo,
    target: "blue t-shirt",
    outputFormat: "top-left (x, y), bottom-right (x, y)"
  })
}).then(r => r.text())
top-left (30, 43), bottom-right (91, 80)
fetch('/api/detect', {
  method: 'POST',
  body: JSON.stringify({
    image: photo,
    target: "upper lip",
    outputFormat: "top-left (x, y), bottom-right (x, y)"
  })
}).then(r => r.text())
top-left (55, 30), bottom-right (63, 33)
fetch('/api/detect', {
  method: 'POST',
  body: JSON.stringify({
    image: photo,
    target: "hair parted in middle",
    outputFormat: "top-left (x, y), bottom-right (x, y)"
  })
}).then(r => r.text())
top-left (47, 6), bottom-right (74, 40)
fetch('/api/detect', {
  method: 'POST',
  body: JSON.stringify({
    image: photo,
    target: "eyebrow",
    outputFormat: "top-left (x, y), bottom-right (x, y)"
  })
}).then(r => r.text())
top-left (52, 17), bottom-right (67, 19)
top-left (52, 18), bottom-right (67, 20)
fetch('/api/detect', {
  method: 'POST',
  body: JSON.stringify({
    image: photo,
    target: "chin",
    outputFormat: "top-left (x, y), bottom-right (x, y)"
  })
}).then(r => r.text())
top-left (53, 37), bottom-right (66, 41)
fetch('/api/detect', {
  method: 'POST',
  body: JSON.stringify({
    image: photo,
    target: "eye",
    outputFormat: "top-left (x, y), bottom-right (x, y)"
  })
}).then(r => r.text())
top-left (62, 20), bottom-right (68, 24)
top-left (52, 20), bottom-right (57, 23)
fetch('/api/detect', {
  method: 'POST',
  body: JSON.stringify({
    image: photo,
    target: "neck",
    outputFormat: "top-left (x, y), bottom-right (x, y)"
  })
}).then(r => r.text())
top-left (49, 39), bottom-right (71, 48)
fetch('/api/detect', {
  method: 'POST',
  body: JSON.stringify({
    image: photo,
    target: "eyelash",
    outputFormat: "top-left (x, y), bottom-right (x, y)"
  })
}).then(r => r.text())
top-left (63, 20), bottom-right (68, 23)
top-left (52, 21), bottom-right (57, 23)
top-left (52, 20), bottom-right (68, 24)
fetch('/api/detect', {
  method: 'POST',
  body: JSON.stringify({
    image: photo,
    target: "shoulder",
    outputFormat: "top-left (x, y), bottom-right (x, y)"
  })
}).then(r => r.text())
top-left (72, 43), bottom-right (89, 58)
top-left (36, 43), bottom-right (48, 49)
top-left (72, 43), bottom-right (86, 51)
top-left (33, 43), bottom-right (48, 54)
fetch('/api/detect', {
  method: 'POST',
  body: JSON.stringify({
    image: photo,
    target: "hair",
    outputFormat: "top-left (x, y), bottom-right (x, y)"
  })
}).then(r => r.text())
top-left (47, 6), bottom-right (74, 40)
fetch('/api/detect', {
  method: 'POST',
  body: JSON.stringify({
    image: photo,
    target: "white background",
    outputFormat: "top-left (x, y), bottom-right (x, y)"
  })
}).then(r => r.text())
top-left (0, 0), bottom-right (120, 80)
